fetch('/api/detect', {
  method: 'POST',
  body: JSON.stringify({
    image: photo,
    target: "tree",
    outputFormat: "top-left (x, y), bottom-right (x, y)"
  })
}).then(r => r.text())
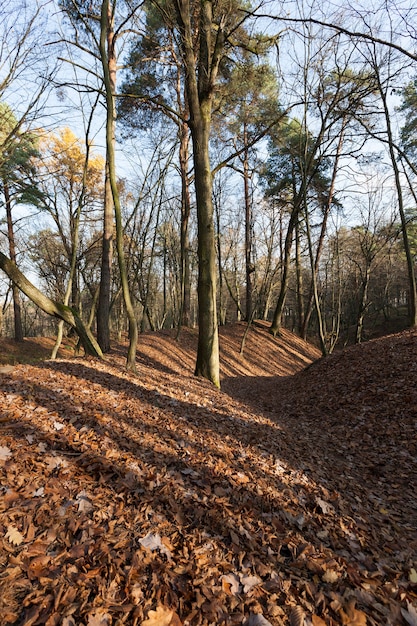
top-left (118, 4), bottom-right (194, 330)
top-left (35, 127), bottom-right (104, 311)
top-left (0, 102), bottom-right (40, 341)
top-left (59, 0), bottom-right (143, 365)
top-left (214, 59), bottom-right (280, 321)
top-left (166, 0), bottom-right (269, 386)
top-left (262, 118), bottom-right (332, 337)
top-left (0, 250), bottom-right (103, 357)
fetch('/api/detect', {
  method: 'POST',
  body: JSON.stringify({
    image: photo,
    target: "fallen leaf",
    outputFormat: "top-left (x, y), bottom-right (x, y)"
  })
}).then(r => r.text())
top-left (221, 573), bottom-right (241, 595)
top-left (142, 605), bottom-right (182, 626)
top-left (241, 574), bottom-right (262, 594)
top-left (86, 610), bottom-right (112, 626)
top-left (312, 616), bottom-right (327, 626)
top-left (139, 532), bottom-right (172, 559)
top-left (53, 421), bottom-right (65, 431)
top-left (76, 490), bottom-right (94, 513)
top-left (402, 602), bottom-right (417, 626)
top-left (289, 605), bottom-right (305, 626)
top-left (0, 445), bottom-right (12, 461)
top-left (316, 498), bottom-right (334, 515)
top-left (5, 525), bottom-right (24, 546)
top-left (409, 568), bottom-right (417, 583)
top-left (33, 486), bottom-right (45, 497)
top-left (322, 569), bottom-right (340, 583)
top-left (339, 599), bottom-right (367, 625)
top-left (243, 614), bottom-right (274, 626)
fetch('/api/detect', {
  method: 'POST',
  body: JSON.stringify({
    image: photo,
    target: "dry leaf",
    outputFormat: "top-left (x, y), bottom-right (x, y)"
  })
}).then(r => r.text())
top-left (0, 445), bottom-right (12, 461)
top-left (0, 365), bottom-right (14, 374)
top-left (312, 617), bottom-right (327, 626)
top-left (316, 498), bottom-right (334, 515)
top-left (243, 614), bottom-right (274, 626)
top-left (53, 421), bottom-right (65, 431)
top-left (139, 532), bottom-right (172, 560)
top-left (322, 569), bottom-right (339, 583)
top-left (141, 605), bottom-right (182, 626)
top-left (221, 573), bottom-right (241, 595)
top-left (76, 490), bottom-right (94, 513)
top-left (5, 525), bottom-right (24, 546)
top-left (86, 610), bottom-right (112, 626)
top-left (339, 600), bottom-right (367, 626)
top-left (402, 602), bottom-right (417, 626)
top-left (33, 486), bottom-right (45, 497)
top-left (241, 575), bottom-right (262, 594)
top-left (409, 569), bottom-right (417, 583)
top-left (289, 606), bottom-right (305, 626)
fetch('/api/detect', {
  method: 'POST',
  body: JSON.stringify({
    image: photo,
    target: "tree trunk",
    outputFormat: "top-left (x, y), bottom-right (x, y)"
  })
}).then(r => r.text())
top-left (192, 110), bottom-right (220, 386)
top-left (301, 124), bottom-right (345, 341)
top-left (243, 136), bottom-right (253, 322)
top-left (0, 251), bottom-right (103, 357)
top-left (99, 0), bottom-right (138, 370)
top-left (270, 209), bottom-right (298, 336)
top-left (97, 166), bottom-right (113, 352)
top-left (355, 263), bottom-right (371, 343)
top-left (295, 217), bottom-right (304, 335)
top-left (4, 181), bottom-right (23, 341)
top-left (174, 0), bottom-right (220, 387)
top-left (179, 118), bottom-right (192, 328)
top-left (377, 69), bottom-right (417, 326)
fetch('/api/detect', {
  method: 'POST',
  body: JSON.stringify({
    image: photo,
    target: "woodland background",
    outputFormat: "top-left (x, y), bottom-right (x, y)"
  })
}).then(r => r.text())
top-left (1, 0), bottom-right (417, 379)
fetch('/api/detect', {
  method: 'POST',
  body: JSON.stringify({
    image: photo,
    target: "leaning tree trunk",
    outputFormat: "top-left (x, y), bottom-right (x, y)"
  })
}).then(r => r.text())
top-left (0, 251), bottom-right (103, 357)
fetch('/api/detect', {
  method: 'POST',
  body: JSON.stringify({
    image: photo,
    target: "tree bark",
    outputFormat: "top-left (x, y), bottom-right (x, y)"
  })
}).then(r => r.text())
top-left (4, 181), bottom-right (24, 341)
top-left (97, 166), bottom-right (113, 352)
top-left (0, 251), bottom-right (103, 357)
top-left (174, 0), bottom-right (220, 387)
top-left (99, 0), bottom-right (138, 370)
top-left (179, 118), bottom-right (192, 328)
top-left (243, 135), bottom-right (253, 322)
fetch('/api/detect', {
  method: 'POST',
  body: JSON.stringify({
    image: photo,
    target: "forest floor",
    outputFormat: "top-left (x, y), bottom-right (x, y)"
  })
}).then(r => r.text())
top-left (0, 323), bottom-right (416, 626)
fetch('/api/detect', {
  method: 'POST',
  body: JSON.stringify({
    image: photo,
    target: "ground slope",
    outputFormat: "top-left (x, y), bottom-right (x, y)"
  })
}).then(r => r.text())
top-left (0, 325), bottom-right (416, 626)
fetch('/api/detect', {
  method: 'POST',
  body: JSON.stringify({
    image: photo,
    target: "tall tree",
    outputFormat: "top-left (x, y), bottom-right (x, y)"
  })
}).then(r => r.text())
top-left (60, 0), bottom-right (143, 366)
top-left (118, 4), bottom-right (194, 329)
top-left (0, 103), bottom-right (40, 341)
top-left (214, 60), bottom-right (280, 321)
top-left (162, 0), bottom-right (268, 386)
top-left (262, 118), bottom-right (331, 337)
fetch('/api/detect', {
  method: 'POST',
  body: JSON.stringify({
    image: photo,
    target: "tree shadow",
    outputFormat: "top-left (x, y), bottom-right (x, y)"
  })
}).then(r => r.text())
top-left (1, 356), bottom-right (414, 625)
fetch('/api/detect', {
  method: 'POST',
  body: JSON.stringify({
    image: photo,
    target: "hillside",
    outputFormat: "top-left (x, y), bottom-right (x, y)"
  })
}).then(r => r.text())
top-left (0, 325), bottom-right (416, 626)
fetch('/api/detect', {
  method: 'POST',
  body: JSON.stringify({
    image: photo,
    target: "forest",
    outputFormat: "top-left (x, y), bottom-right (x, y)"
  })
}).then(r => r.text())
top-left (0, 0), bottom-right (417, 386)
top-left (1, 0), bottom-right (417, 624)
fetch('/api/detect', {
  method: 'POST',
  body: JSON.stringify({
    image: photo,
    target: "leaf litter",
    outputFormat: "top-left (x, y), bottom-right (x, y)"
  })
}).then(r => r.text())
top-left (0, 324), bottom-right (416, 625)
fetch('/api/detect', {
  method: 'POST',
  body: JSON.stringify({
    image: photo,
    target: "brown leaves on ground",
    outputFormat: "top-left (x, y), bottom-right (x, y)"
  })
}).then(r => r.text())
top-left (0, 323), bottom-right (416, 625)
